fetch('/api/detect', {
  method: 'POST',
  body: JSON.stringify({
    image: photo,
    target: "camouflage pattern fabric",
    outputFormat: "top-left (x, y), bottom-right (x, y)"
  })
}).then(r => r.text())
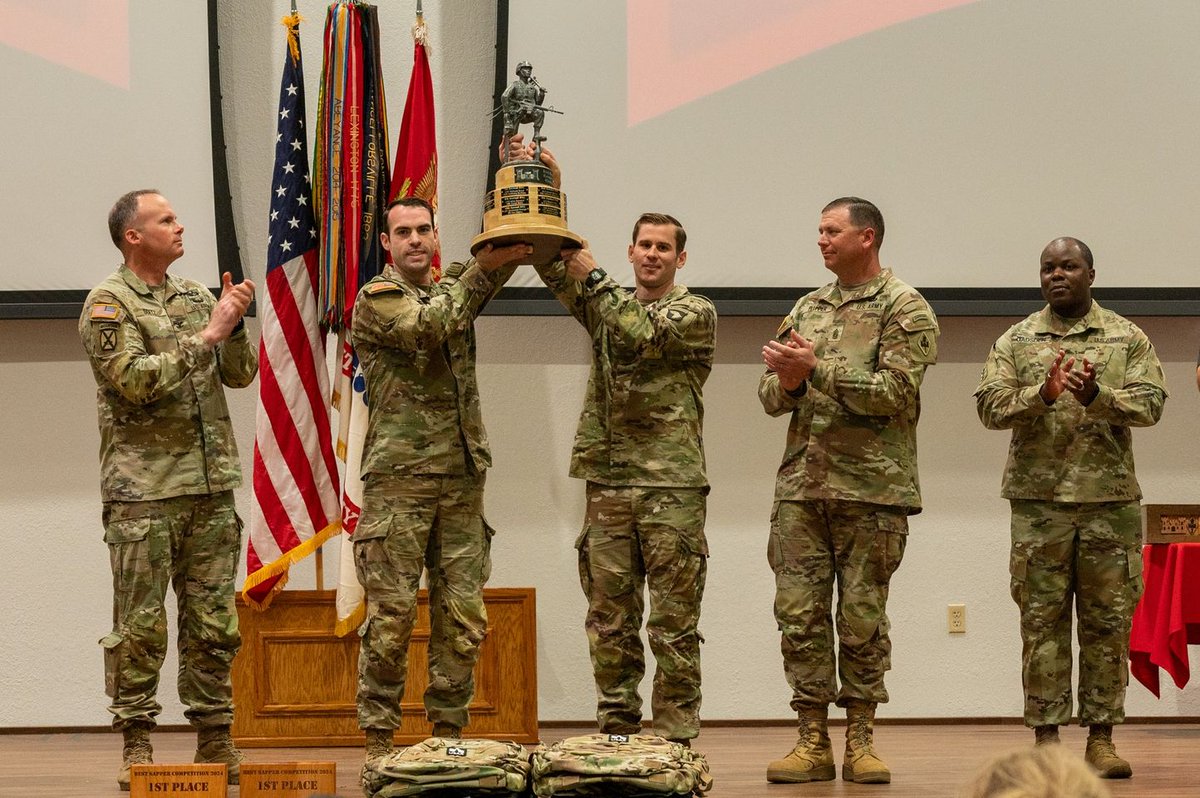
top-left (79, 264), bottom-right (257, 502)
top-left (758, 268), bottom-right (937, 511)
top-left (350, 260), bottom-right (516, 478)
top-left (768, 499), bottom-right (907, 709)
top-left (760, 269), bottom-right (934, 716)
top-left (577, 484), bottom-right (707, 740)
top-left (531, 733), bottom-right (712, 796)
top-left (974, 301), bottom-right (1167, 501)
top-left (534, 261), bottom-right (714, 740)
top-left (99, 492), bottom-right (242, 731)
top-left (534, 261), bottom-right (715, 488)
top-left (354, 473), bottom-right (492, 731)
top-left (363, 737), bottom-right (530, 797)
top-left (975, 301), bottom-right (1164, 728)
top-left (1009, 500), bottom-right (1143, 727)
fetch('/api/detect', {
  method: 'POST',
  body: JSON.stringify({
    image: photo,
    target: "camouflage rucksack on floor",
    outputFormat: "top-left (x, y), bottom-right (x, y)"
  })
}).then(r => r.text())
top-left (363, 737), bottom-right (532, 797)
top-left (530, 733), bottom-right (713, 796)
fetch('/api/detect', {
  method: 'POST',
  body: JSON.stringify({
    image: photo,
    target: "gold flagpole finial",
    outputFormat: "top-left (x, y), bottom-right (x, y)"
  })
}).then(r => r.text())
top-left (413, 0), bottom-right (428, 47)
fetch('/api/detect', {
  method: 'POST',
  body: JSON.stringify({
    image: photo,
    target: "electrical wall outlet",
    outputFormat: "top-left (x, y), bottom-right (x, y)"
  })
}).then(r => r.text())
top-left (948, 604), bottom-right (966, 634)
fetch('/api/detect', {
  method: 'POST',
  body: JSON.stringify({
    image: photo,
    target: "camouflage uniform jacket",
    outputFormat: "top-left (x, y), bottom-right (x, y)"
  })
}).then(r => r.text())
top-left (350, 260), bottom-right (515, 477)
top-left (974, 301), bottom-right (1166, 502)
top-left (78, 264), bottom-right (258, 502)
top-left (759, 268), bottom-right (938, 511)
top-left (536, 261), bottom-right (716, 488)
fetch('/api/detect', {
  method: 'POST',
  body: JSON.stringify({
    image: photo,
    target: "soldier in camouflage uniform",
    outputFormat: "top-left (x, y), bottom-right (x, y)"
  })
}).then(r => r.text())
top-left (79, 190), bottom-right (257, 790)
top-left (975, 237), bottom-right (1166, 778)
top-left (760, 198), bottom-right (938, 785)
top-left (349, 197), bottom-right (530, 770)
top-left (534, 209), bottom-right (715, 745)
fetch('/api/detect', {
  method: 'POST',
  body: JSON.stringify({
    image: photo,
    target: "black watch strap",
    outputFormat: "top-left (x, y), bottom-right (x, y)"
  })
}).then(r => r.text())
top-left (584, 268), bottom-right (607, 289)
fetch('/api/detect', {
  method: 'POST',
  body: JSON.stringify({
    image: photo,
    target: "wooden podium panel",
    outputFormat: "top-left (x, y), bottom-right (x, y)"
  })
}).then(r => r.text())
top-left (231, 589), bottom-right (537, 747)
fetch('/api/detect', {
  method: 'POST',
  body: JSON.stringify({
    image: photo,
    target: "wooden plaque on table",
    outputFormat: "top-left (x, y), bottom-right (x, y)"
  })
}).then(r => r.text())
top-left (231, 588), bottom-right (537, 747)
top-left (1143, 504), bottom-right (1200, 544)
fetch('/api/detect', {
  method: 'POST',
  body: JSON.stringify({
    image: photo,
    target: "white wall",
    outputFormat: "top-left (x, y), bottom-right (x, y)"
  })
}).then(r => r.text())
top-left (3, 1), bottom-right (1200, 729)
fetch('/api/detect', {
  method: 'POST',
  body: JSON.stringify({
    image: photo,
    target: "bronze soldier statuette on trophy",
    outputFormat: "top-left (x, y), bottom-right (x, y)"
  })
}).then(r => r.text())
top-left (472, 61), bottom-right (583, 263)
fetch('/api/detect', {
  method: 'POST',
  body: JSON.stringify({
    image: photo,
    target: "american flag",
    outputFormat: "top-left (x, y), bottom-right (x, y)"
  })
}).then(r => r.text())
top-left (243, 14), bottom-right (342, 608)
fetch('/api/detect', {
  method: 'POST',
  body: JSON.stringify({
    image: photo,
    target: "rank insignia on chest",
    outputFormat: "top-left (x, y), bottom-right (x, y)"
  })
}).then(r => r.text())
top-left (828, 325), bottom-right (843, 342)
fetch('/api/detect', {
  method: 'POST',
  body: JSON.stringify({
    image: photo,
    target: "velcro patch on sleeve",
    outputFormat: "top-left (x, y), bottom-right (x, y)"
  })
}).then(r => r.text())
top-left (364, 281), bottom-right (402, 294)
top-left (90, 303), bottom-right (122, 321)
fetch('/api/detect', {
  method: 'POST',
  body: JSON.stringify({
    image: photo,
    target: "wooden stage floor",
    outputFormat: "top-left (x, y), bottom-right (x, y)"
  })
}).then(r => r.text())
top-left (1, 722), bottom-right (1197, 797)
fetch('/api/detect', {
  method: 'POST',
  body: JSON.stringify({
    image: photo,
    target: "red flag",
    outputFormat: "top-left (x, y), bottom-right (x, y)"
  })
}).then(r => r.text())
top-left (243, 12), bottom-right (342, 608)
top-left (388, 11), bottom-right (439, 275)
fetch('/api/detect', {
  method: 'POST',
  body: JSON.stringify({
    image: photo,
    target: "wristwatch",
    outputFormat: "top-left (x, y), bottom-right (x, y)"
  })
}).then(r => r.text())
top-left (584, 268), bottom-right (606, 290)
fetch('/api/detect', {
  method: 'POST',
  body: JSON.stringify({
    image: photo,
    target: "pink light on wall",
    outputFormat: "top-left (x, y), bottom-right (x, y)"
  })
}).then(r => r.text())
top-left (627, 0), bottom-right (980, 125)
top-left (0, 0), bottom-right (129, 89)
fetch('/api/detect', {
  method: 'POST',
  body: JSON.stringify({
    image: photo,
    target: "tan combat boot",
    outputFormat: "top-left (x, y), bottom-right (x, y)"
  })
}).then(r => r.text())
top-left (766, 705), bottom-right (835, 783)
top-left (117, 722), bottom-right (153, 791)
top-left (1085, 724), bottom-right (1132, 779)
top-left (1034, 724), bottom-right (1060, 746)
top-left (362, 728), bottom-right (395, 789)
top-left (432, 722), bottom-right (462, 739)
top-left (365, 727), bottom-right (395, 763)
top-left (194, 725), bottom-right (245, 785)
top-left (843, 700), bottom-right (891, 784)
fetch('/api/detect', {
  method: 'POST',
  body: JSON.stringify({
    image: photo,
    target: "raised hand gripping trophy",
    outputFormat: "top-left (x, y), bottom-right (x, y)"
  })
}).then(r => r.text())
top-left (471, 61), bottom-right (582, 263)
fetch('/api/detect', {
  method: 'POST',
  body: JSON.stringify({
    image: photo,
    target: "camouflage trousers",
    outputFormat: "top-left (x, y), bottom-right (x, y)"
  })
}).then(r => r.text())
top-left (577, 483), bottom-right (708, 740)
top-left (768, 499), bottom-right (908, 710)
top-left (1009, 499), bottom-right (1143, 727)
top-left (100, 491), bottom-right (242, 731)
top-left (354, 472), bottom-right (492, 731)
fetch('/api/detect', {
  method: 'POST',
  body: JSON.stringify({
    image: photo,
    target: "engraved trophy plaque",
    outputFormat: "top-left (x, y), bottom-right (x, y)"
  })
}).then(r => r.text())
top-left (472, 62), bottom-right (582, 263)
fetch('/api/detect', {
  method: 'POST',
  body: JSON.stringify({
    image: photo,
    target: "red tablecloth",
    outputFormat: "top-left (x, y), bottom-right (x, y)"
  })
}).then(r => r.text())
top-left (1130, 543), bottom-right (1200, 696)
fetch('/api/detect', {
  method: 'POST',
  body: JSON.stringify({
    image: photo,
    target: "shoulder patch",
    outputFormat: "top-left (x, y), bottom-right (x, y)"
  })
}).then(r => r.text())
top-left (365, 281), bottom-right (402, 295)
top-left (90, 302), bottom-right (122, 321)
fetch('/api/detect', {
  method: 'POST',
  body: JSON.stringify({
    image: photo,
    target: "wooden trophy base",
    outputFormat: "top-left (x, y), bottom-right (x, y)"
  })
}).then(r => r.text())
top-left (472, 160), bottom-right (581, 264)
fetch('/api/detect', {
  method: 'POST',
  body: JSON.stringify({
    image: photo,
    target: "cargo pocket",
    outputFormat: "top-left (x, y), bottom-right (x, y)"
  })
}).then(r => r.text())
top-left (481, 516), bottom-right (497, 584)
top-left (353, 513), bottom-right (394, 591)
top-left (99, 631), bottom-right (124, 698)
top-left (1010, 549), bottom-right (1029, 607)
top-left (103, 516), bottom-right (158, 591)
top-left (873, 512), bottom-right (908, 583)
top-left (1126, 545), bottom-right (1144, 604)
top-left (575, 523), bottom-right (592, 596)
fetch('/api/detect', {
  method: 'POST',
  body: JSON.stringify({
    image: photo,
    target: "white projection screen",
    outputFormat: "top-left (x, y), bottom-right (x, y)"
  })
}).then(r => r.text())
top-left (0, 0), bottom-right (236, 318)
top-left (498, 0), bottom-right (1200, 314)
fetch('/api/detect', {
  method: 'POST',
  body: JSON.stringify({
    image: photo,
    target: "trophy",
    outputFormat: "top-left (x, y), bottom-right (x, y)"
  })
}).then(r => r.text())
top-left (472, 62), bottom-right (583, 263)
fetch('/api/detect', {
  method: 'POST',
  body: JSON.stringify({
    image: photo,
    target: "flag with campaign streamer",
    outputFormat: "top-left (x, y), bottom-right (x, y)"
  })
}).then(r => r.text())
top-left (243, 11), bottom-right (342, 609)
top-left (313, 1), bottom-right (391, 636)
top-left (333, 3), bottom-right (440, 636)
top-left (314, 0), bottom-right (390, 333)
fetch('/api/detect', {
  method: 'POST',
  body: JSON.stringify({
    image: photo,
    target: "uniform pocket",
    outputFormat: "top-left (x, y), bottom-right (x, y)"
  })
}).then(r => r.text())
top-left (99, 631), bottom-right (124, 698)
top-left (481, 516), bottom-right (496, 584)
top-left (103, 517), bottom-right (152, 545)
top-left (1009, 549), bottom-right (1029, 605)
top-left (353, 512), bottom-right (393, 542)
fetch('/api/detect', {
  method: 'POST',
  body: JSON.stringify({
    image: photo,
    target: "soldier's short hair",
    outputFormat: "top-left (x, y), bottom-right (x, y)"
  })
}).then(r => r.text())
top-left (632, 212), bottom-right (686, 252)
top-left (1048, 236), bottom-right (1094, 268)
top-left (384, 196), bottom-right (435, 228)
top-left (108, 189), bottom-right (161, 251)
top-left (823, 196), bottom-right (885, 252)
